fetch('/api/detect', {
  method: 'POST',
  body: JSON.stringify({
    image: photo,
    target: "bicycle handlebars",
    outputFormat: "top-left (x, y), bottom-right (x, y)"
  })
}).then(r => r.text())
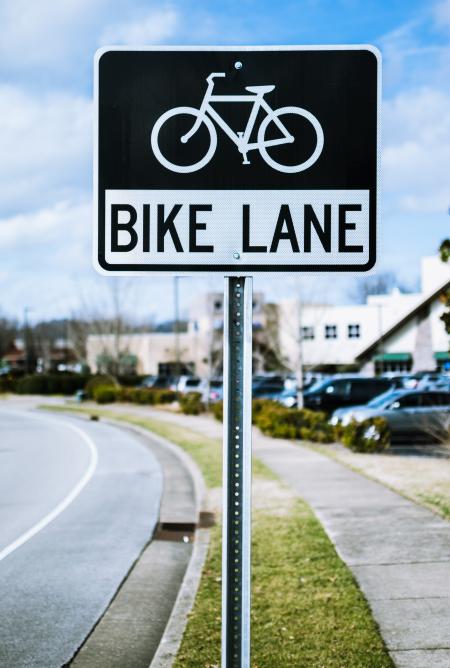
top-left (206, 72), bottom-right (226, 84)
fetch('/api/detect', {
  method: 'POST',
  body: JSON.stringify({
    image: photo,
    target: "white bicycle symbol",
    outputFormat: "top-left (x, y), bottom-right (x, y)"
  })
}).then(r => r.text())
top-left (150, 72), bottom-right (324, 174)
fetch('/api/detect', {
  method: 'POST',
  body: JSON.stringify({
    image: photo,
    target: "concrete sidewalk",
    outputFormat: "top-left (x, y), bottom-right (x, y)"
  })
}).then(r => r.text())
top-left (94, 404), bottom-right (450, 668)
top-left (254, 436), bottom-right (450, 668)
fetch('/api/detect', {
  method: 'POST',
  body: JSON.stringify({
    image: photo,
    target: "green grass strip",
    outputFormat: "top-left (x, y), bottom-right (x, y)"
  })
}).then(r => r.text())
top-left (175, 509), bottom-right (393, 668)
top-left (40, 403), bottom-right (393, 667)
top-left (419, 493), bottom-right (450, 520)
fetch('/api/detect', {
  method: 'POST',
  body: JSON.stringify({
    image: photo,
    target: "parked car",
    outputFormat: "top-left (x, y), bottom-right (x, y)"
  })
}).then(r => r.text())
top-left (303, 376), bottom-right (394, 413)
top-left (330, 389), bottom-right (450, 442)
top-left (138, 375), bottom-right (177, 390)
top-left (379, 374), bottom-right (411, 389)
top-left (138, 375), bottom-right (156, 388)
top-left (278, 388), bottom-right (298, 408)
top-left (424, 377), bottom-right (450, 391)
top-left (402, 372), bottom-right (445, 390)
top-left (200, 378), bottom-right (223, 404)
top-left (303, 374), bottom-right (329, 392)
top-left (177, 375), bottom-right (201, 394)
top-left (280, 374), bottom-right (330, 397)
top-left (252, 384), bottom-right (287, 401)
top-left (252, 374), bottom-right (286, 391)
top-left (75, 389), bottom-right (88, 402)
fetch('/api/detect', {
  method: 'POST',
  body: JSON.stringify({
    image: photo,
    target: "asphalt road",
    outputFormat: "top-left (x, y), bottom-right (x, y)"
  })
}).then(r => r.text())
top-left (0, 409), bottom-right (163, 668)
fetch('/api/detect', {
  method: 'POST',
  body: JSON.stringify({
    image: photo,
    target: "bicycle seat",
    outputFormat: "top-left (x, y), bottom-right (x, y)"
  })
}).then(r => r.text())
top-left (245, 85), bottom-right (275, 94)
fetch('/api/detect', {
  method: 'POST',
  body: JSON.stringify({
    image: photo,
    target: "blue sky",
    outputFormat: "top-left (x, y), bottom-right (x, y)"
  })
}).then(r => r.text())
top-left (0, 0), bottom-right (449, 322)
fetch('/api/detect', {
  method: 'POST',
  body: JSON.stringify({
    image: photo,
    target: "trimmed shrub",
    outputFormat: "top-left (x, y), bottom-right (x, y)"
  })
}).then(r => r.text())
top-left (153, 389), bottom-right (178, 404)
top-left (179, 392), bottom-right (204, 415)
top-left (252, 399), bottom-right (278, 423)
top-left (15, 373), bottom-right (88, 395)
top-left (254, 404), bottom-right (299, 438)
top-left (341, 417), bottom-right (390, 453)
top-left (94, 386), bottom-right (118, 404)
top-left (252, 401), bottom-right (334, 443)
top-left (85, 374), bottom-right (118, 398)
top-left (133, 388), bottom-right (157, 405)
top-left (115, 387), bottom-right (177, 405)
top-left (212, 398), bottom-right (333, 443)
top-left (212, 401), bottom-right (223, 422)
top-left (332, 422), bottom-right (345, 441)
top-left (16, 375), bottom-right (46, 394)
top-left (116, 387), bottom-right (137, 402)
top-left (0, 376), bottom-right (17, 393)
top-left (117, 374), bottom-right (146, 387)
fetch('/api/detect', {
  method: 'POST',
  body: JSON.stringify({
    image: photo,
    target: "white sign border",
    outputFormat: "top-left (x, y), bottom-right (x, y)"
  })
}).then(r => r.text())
top-left (93, 44), bottom-right (381, 277)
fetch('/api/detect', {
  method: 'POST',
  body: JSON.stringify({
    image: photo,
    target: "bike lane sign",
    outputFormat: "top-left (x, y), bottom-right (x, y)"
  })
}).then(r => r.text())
top-left (94, 46), bottom-right (380, 275)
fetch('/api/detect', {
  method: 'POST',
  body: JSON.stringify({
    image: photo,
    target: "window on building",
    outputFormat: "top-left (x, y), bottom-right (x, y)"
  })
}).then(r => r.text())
top-left (214, 300), bottom-right (222, 311)
top-left (325, 324), bottom-right (337, 339)
top-left (348, 324), bottom-right (360, 338)
top-left (374, 355), bottom-right (413, 374)
top-left (301, 326), bottom-right (315, 340)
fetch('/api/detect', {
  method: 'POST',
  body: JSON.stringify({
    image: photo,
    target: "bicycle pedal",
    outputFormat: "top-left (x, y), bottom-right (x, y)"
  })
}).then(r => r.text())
top-left (237, 131), bottom-right (245, 138)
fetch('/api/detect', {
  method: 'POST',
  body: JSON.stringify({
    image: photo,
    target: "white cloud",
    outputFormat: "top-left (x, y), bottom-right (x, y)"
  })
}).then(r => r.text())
top-left (0, 199), bottom-right (91, 250)
top-left (0, 85), bottom-right (91, 214)
top-left (377, 1), bottom-right (450, 216)
top-left (101, 7), bottom-right (179, 44)
top-left (382, 87), bottom-right (450, 214)
top-left (0, 0), bottom-right (104, 73)
top-left (0, 197), bottom-right (96, 316)
top-left (378, 2), bottom-right (450, 92)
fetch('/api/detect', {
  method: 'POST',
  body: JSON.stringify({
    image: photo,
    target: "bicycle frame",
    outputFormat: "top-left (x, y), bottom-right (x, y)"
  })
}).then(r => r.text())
top-left (181, 78), bottom-right (294, 155)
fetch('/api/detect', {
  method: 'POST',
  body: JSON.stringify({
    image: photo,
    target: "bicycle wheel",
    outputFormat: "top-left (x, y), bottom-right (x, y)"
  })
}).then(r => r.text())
top-left (151, 106), bottom-right (217, 174)
top-left (258, 106), bottom-right (324, 173)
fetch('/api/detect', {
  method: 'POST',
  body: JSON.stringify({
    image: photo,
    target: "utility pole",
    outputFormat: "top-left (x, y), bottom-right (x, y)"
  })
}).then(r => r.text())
top-left (65, 318), bottom-right (70, 369)
top-left (23, 307), bottom-right (32, 375)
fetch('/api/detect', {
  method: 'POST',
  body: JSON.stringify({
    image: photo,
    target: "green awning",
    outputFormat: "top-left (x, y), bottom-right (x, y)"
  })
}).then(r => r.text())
top-left (434, 351), bottom-right (450, 361)
top-left (374, 353), bottom-right (412, 362)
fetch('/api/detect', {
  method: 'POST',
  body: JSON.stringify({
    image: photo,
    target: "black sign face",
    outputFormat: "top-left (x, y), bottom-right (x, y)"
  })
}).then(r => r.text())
top-left (94, 46), bottom-right (380, 274)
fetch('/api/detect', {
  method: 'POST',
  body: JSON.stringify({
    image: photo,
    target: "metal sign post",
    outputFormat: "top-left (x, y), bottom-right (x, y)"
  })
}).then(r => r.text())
top-left (94, 45), bottom-right (380, 668)
top-left (222, 276), bottom-right (253, 668)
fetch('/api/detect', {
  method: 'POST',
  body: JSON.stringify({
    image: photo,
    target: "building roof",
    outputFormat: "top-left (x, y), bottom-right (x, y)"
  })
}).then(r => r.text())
top-left (355, 277), bottom-right (450, 361)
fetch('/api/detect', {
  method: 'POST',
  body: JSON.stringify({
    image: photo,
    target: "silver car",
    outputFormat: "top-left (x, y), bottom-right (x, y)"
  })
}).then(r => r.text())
top-left (330, 389), bottom-right (450, 442)
top-left (177, 375), bottom-right (202, 394)
top-left (199, 377), bottom-right (223, 403)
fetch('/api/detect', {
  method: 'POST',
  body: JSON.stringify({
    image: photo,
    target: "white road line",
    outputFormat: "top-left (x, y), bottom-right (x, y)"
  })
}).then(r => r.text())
top-left (0, 410), bottom-right (99, 563)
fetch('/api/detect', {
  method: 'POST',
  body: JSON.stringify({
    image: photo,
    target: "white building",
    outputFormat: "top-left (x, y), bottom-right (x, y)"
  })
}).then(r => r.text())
top-left (86, 291), bottom-right (266, 376)
top-left (278, 256), bottom-right (450, 374)
top-left (86, 327), bottom-right (213, 377)
top-left (86, 256), bottom-right (450, 377)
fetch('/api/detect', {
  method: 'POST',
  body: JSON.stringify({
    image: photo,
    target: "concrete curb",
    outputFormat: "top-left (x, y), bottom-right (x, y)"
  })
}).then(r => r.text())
top-left (150, 528), bottom-right (210, 668)
top-left (96, 418), bottom-right (212, 668)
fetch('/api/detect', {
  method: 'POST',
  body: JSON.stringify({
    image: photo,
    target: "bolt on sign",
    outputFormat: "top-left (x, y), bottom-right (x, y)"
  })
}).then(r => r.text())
top-left (94, 46), bottom-right (380, 274)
